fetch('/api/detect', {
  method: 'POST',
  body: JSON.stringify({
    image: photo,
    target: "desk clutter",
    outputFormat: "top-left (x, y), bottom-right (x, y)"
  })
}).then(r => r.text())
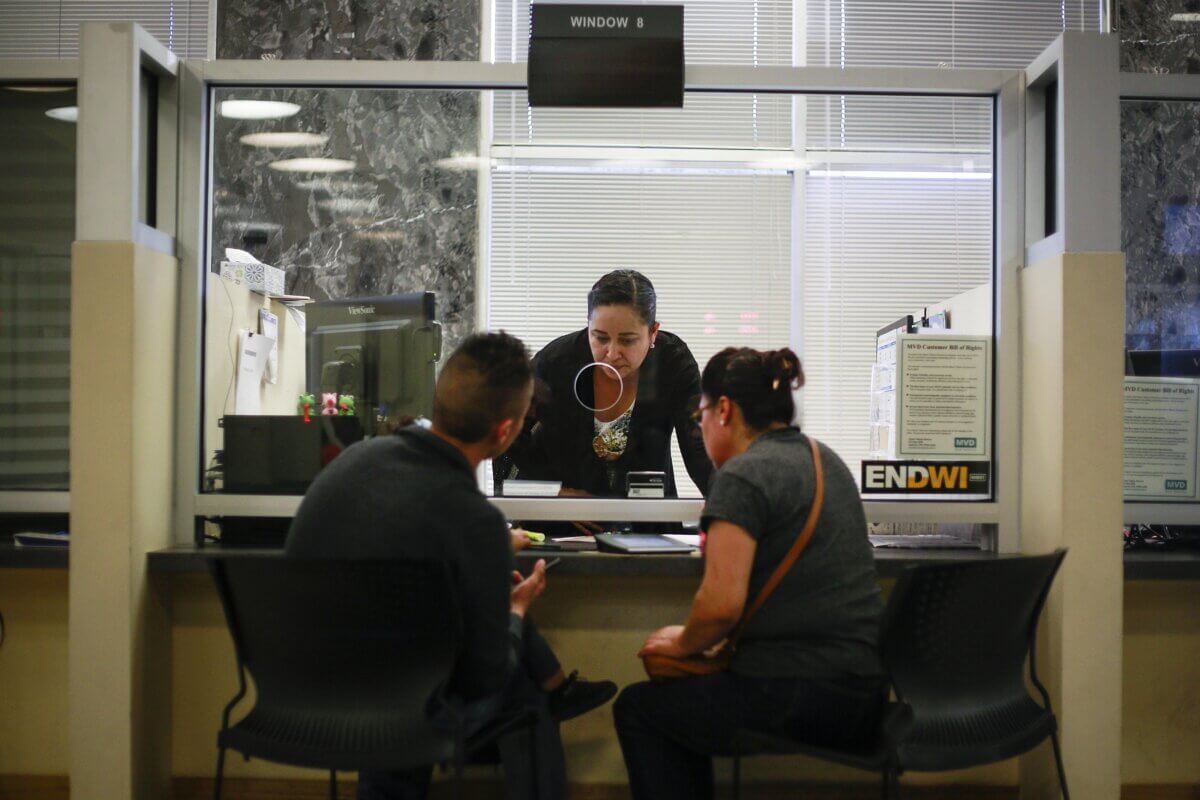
top-left (12, 531), bottom-right (70, 548)
top-left (1124, 523), bottom-right (1200, 551)
top-left (526, 533), bottom-right (699, 554)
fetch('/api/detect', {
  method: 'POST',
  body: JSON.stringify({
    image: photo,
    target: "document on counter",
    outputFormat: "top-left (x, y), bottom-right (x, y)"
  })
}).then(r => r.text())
top-left (1123, 377), bottom-right (1200, 501)
top-left (234, 330), bottom-right (273, 414)
top-left (259, 308), bottom-right (279, 385)
top-left (895, 334), bottom-right (991, 459)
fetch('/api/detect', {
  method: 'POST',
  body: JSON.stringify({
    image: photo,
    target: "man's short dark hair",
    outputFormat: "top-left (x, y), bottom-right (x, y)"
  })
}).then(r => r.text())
top-left (434, 332), bottom-right (533, 443)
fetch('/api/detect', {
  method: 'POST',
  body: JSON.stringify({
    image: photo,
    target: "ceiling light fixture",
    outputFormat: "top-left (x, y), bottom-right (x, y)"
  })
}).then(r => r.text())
top-left (435, 153), bottom-right (495, 171)
top-left (269, 158), bottom-right (356, 173)
top-left (3, 85), bottom-right (73, 93)
top-left (354, 230), bottom-right (406, 241)
top-left (294, 178), bottom-right (373, 193)
top-left (318, 197), bottom-right (377, 213)
top-left (240, 131), bottom-right (329, 148)
top-left (45, 106), bottom-right (78, 122)
top-left (220, 100), bottom-right (301, 120)
top-left (807, 169), bottom-right (992, 180)
top-left (1171, 12), bottom-right (1200, 21)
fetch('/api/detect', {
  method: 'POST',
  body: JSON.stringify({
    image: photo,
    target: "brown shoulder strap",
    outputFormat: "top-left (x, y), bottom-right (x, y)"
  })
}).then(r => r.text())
top-left (728, 436), bottom-right (824, 646)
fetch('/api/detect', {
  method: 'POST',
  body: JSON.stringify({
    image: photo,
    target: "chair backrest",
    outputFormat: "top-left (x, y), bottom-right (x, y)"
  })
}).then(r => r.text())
top-left (881, 551), bottom-right (1066, 717)
top-left (211, 556), bottom-right (461, 725)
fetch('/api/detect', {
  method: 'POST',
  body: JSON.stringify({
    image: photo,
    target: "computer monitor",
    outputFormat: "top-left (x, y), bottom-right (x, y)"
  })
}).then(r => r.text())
top-left (305, 292), bottom-right (442, 434)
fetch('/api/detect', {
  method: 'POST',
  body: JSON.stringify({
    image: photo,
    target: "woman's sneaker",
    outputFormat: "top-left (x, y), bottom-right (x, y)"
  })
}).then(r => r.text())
top-left (548, 671), bottom-right (618, 722)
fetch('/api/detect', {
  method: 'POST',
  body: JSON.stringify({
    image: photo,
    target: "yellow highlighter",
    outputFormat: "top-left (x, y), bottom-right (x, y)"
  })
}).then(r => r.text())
top-left (523, 530), bottom-right (546, 543)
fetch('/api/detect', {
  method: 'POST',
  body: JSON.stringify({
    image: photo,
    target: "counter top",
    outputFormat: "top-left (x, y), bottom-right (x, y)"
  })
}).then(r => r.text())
top-left (0, 540), bottom-right (69, 569)
top-left (8, 542), bottom-right (1195, 580)
top-left (1123, 550), bottom-right (1200, 580)
top-left (146, 543), bottom-right (1003, 578)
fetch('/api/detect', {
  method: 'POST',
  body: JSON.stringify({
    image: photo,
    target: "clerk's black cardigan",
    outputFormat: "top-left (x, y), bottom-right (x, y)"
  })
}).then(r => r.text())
top-left (495, 328), bottom-right (713, 498)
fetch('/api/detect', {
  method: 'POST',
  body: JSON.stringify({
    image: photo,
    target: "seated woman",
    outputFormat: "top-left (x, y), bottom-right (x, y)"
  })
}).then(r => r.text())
top-left (494, 269), bottom-right (713, 514)
top-left (612, 347), bottom-right (885, 800)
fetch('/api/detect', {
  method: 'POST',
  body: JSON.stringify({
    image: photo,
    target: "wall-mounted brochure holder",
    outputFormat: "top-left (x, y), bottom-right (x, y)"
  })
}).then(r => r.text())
top-left (1123, 376), bottom-right (1200, 502)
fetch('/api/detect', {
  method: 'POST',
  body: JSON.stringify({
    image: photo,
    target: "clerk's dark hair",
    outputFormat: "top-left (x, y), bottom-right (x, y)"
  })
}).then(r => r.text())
top-left (434, 332), bottom-right (533, 443)
top-left (701, 347), bottom-right (804, 431)
top-left (587, 269), bottom-right (657, 327)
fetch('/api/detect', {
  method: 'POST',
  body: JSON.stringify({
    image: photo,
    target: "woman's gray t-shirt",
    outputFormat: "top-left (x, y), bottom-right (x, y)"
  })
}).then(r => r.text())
top-left (701, 427), bottom-right (884, 681)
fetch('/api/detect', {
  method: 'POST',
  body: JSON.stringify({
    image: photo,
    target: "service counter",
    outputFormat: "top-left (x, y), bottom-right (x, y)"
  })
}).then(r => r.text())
top-left (146, 542), bottom-right (1004, 577)
top-left (0, 538), bottom-right (1191, 578)
top-left (3, 540), bottom-right (1200, 792)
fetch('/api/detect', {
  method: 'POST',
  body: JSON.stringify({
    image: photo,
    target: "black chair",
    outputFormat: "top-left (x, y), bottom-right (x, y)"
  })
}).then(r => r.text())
top-left (732, 550), bottom-right (1069, 800)
top-left (209, 556), bottom-right (534, 800)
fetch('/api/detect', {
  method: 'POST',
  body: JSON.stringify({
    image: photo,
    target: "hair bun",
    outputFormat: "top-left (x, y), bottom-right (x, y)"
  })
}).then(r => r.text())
top-left (767, 348), bottom-right (804, 391)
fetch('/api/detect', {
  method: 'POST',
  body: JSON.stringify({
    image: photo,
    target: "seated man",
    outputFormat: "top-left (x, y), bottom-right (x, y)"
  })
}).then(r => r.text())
top-left (286, 332), bottom-right (615, 800)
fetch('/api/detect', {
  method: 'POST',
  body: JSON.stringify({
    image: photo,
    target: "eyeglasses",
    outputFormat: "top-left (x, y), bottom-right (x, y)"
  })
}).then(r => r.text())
top-left (690, 403), bottom-right (711, 424)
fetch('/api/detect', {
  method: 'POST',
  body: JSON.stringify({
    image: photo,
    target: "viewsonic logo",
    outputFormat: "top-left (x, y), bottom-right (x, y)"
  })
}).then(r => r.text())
top-left (347, 305), bottom-right (376, 316)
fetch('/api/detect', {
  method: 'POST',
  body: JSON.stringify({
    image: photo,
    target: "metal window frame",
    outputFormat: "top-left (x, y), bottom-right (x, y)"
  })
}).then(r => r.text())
top-left (76, 22), bottom-right (178, 253)
top-left (174, 60), bottom-right (1024, 550)
top-left (1119, 71), bottom-right (1200, 527)
top-left (0, 59), bottom-right (78, 514)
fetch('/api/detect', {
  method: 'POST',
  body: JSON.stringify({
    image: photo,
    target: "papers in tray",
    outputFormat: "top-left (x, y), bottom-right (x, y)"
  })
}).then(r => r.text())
top-left (868, 534), bottom-right (979, 550)
top-left (502, 479), bottom-right (563, 497)
top-left (13, 531), bottom-right (70, 548)
top-left (594, 533), bottom-right (698, 554)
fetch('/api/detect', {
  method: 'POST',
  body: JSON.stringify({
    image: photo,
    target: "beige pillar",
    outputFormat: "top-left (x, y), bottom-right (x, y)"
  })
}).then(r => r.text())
top-left (1019, 251), bottom-right (1125, 799)
top-left (69, 241), bottom-right (177, 800)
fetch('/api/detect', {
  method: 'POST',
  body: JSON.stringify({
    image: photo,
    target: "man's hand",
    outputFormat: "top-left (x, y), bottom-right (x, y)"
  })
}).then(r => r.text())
top-left (637, 625), bottom-right (688, 659)
top-left (510, 559), bottom-right (547, 617)
top-left (511, 527), bottom-right (533, 552)
top-left (558, 487), bottom-right (604, 535)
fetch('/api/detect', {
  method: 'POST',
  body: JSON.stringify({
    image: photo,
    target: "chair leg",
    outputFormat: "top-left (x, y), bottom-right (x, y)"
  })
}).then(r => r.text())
top-left (213, 748), bottom-right (226, 800)
top-left (1050, 730), bottom-right (1070, 800)
top-left (328, 769), bottom-right (337, 800)
top-left (529, 722), bottom-right (540, 799)
top-left (881, 765), bottom-right (901, 800)
top-left (732, 756), bottom-right (741, 800)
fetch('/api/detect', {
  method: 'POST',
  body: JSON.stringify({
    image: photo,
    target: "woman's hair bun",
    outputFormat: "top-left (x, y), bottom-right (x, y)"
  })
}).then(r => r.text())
top-left (766, 348), bottom-right (804, 391)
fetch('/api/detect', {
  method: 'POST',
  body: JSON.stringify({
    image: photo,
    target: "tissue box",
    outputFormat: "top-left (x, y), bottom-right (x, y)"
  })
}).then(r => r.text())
top-left (220, 260), bottom-right (286, 295)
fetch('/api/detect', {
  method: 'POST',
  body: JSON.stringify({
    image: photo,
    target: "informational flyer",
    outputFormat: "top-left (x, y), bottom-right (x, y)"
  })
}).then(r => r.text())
top-left (1123, 377), bottom-right (1200, 501)
top-left (895, 334), bottom-right (991, 459)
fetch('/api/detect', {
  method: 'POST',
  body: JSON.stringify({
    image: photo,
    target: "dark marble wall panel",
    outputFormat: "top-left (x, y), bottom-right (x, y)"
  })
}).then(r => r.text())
top-left (217, 0), bottom-right (479, 61)
top-left (1121, 0), bottom-right (1200, 73)
top-left (1121, 99), bottom-right (1200, 350)
top-left (211, 87), bottom-right (480, 351)
top-left (212, 0), bottom-right (481, 359)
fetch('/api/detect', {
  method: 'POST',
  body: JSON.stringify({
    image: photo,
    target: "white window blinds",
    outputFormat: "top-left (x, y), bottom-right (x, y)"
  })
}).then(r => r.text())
top-left (493, 0), bottom-right (794, 65)
top-left (802, 173), bottom-right (993, 477)
top-left (492, 0), bottom-right (794, 150)
top-left (0, 255), bottom-right (70, 489)
top-left (488, 169), bottom-right (793, 497)
top-left (0, 0), bottom-right (209, 59)
top-left (805, 0), bottom-right (1101, 69)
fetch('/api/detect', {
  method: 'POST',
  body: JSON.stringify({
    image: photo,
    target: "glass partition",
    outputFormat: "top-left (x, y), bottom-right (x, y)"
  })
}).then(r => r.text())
top-left (202, 85), bottom-right (995, 505)
top-left (0, 84), bottom-right (76, 490)
top-left (1120, 0), bottom-right (1200, 73)
top-left (1121, 98), bottom-right (1200, 507)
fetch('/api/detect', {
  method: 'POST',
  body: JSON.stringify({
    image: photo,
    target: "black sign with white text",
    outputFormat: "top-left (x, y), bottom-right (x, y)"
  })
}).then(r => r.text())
top-left (861, 460), bottom-right (992, 495)
top-left (528, 4), bottom-right (684, 107)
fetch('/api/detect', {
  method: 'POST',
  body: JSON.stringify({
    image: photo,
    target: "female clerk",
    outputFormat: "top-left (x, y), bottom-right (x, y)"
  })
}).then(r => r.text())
top-left (495, 269), bottom-right (713, 510)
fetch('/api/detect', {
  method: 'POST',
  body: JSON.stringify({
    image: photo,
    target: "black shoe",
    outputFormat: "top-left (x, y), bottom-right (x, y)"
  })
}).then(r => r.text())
top-left (548, 671), bottom-right (618, 723)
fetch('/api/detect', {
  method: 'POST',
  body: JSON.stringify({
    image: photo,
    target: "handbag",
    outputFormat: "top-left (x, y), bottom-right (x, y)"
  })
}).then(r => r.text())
top-left (640, 436), bottom-right (825, 680)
